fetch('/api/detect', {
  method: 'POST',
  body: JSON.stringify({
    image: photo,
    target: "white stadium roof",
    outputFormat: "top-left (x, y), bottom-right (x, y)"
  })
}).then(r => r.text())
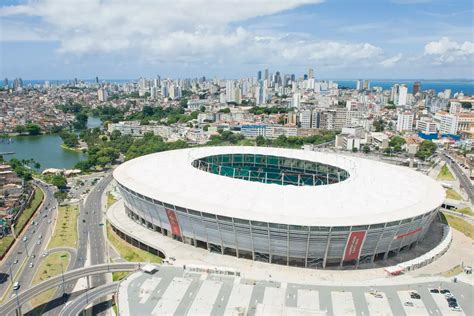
top-left (113, 146), bottom-right (445, 227)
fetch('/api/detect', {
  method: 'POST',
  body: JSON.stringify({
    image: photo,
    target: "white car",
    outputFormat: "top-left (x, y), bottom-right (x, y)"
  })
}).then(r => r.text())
top-left (450, 305), bottom-right (462, 312)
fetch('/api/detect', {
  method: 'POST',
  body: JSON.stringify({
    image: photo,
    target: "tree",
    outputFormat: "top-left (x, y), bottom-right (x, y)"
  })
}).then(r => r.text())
top-left (14, 125), bottom-right (27, 134)
top-left (352, 147), bottom-right (358, 152)
top-left (25, 123), bottom-right (42, 135)
top-left (51, 175), bottom-right (67, 189)
top-left (415, 140), bottom-right (437, 160)
top-left (73, 112), bottom-right (88, 130)
top-left (54, 191), bottom-right (67, 203)
top-left (256, 135), bottom-right (266, 146)
top-left (389, 136), bottom-right (405, 150)
top-left (373, 119), bottom-right (385, 132)
top-left (59, 130), bottom-right (79, 148)
top-left (179, 98), bottom-right (188, 108)
top-left (218, 108), bottom-right (231, 113)
top-left (362, 145), bottom-right (370, 154)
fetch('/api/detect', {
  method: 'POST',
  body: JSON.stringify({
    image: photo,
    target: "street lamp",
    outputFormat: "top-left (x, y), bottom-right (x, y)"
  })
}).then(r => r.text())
top-left (23, 240), bottom-right (29, 258)
top-left (14, 288), bottom-right (21, 316)
top-left (7, 262), bottom-right (14, 286)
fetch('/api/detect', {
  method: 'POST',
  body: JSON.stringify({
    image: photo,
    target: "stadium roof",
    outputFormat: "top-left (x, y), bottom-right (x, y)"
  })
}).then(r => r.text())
top-left (113, 146), bottom-right (444, 226)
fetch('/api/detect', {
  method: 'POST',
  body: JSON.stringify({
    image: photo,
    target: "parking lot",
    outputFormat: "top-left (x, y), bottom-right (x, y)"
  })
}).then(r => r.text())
top-left (118, 266), bottom-right (472, 315)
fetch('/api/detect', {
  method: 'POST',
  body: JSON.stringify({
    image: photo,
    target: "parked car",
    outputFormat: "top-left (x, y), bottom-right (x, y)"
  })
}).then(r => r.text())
top-left (430, 289), bottom-right (440, 293)
top-left (12, 282), bottom-right (20, 291)
top-left (404, 302), bottom-right (414, 307)
top-left (29, 263), bottom-right (34, 268)
top-left (440, 289), bottom-right (451, 294)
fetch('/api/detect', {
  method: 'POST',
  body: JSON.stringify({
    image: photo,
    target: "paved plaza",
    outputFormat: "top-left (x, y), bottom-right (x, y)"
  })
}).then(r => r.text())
top-left (118, 267), bottom-right (473, 316)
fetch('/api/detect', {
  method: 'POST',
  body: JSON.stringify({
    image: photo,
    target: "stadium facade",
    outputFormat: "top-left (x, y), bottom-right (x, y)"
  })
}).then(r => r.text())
top-left (113, 147), bottom-right (445, 269)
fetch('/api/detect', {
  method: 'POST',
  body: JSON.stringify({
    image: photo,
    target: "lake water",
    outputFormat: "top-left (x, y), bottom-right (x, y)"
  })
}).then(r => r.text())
top-left (0, 117), bottom-right (101, 171)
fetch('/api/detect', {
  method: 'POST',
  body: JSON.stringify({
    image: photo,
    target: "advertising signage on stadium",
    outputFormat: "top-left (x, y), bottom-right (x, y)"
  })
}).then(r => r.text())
top-left (344, 231), bottom-right (366, 261)
top-left (165, 208), bottom-right (182, 237)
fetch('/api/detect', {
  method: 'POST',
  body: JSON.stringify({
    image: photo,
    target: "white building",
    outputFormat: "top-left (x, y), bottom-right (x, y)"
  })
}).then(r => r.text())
top-left (396, 112), bottom-right (414, 132)
top-left (416, 118), bottom-right (437, 135)
top-left (436, 113), bottom-right (459, 135)
top-left (396, 85), bottom-right (408, 106)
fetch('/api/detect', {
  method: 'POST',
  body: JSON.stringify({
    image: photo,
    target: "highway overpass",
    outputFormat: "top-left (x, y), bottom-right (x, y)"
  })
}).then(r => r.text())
top-left (0, 262), bottom-right (140, 316)
top-left (59, 282), bottom-right (120, 316)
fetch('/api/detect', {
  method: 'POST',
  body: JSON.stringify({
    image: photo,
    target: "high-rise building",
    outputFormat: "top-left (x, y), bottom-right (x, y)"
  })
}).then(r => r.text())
top-left (396, 112), bottom-right (414, 132)
top-left (308, 68), bottom-right (314, 79)
top-left (298, 110), bottom-right (312, 128)
top-left (3, 78), bottom-right (8, 88)
top-left (95, 76), bottom-right (99, 84)
top-left (356, 79), bottom-right (363, 91)
top-left (13, 78), bottom-right (23, 90)
top-left (413, 81), bottom-right (421, 95)
top-left (257, 81), bottom-right (266, 105)
top-left (293, 92), bottom-right (301, 108)
top-left (443, 89), bottom-right (452, 99)
top-left (97, 88), bottom-right (108, 102)
top-left (396, 85), bottom-right (408, 106)
top-left (264, 69), bottom-right (269, 81)
top-left (225, 81), bottom-right (235, 103)
top-left (363, 80), bottom-right (370, 90)
top-left (257, 71), bottom-right (262, 81)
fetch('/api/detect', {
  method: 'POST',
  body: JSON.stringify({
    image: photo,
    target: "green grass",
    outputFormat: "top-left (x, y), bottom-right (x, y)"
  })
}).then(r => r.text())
top-left (106, 223), bottom-right (161, 263)
top-left (14, 186), bottom-right (44, 233)
top-left (455, 207), bottom-right (474, 216)
top-left (0, 236), bottom-right (15, 259)
top-left (445, 188), bottom-right (463, 200)
top-left (437, 164), bottom-right (455, 181)
top-left (112, 271), bottom-right (130, 281)
top-left (47, 204), bottom-right (78, 249)
top-left (30, 252), bottom-right (70, 308)
top-left (444, 213), bottom-right (474, 240)
top-left (107, 192), bottom-right (117, 208)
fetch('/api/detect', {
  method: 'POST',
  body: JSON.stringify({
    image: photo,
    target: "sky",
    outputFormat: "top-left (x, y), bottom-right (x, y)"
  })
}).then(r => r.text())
top-left (0, 0), bottom-right (473, 80)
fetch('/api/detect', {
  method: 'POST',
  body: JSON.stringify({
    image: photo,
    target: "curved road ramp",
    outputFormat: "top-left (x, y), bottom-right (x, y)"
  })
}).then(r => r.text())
top-left (60, 282), bottom-right (120, 316)
top-left (0, 262), bottom-right (140, 316)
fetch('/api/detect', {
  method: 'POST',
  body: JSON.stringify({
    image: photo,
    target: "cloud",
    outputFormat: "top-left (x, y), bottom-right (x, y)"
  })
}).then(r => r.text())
top-left (0, 0), bottom-right (387, 69)
top-left (424, 37), bottom-right (474, 63)
top-left (379, 54), bottom-right (403, 67)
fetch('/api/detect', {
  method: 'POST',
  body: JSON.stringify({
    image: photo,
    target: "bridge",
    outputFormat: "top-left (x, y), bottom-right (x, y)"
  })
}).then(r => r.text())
top-left (0, 262), bottom-right (140, 315)
top-left (0, 152), bottom-right (15, 155)
top-left (59, 282), bottom-right (120, 316)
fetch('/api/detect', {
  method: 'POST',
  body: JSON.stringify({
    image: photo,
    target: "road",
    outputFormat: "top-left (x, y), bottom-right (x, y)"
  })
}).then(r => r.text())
top-left (0, 180), bottom-right (57, 303)
top-left (440, 151), bottom-right (474, 202)
top-left (0, 262), bottom-right (139, 316)
top-left (41, 173), bottom-right (113, 316)
top-left (60, 282), bottom-right (120, 316)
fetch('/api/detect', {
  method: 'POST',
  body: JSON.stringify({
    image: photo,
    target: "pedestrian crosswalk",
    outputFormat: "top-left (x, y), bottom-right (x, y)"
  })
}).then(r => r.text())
top-left (121, 271), bottom-right (469, 316)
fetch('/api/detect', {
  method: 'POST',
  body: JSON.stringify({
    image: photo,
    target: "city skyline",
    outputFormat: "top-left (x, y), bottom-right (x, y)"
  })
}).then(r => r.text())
top-left (1, 0), bottom-right (473, 79)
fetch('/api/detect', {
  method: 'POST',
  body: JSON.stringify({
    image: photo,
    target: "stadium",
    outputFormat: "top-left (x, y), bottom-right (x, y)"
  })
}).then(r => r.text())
top-left (113, 146), bottom-right (445, 269)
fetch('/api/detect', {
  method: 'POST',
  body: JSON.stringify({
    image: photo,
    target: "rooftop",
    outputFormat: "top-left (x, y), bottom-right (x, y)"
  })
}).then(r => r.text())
top-left (113, 146), bottom-right (444, 226)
